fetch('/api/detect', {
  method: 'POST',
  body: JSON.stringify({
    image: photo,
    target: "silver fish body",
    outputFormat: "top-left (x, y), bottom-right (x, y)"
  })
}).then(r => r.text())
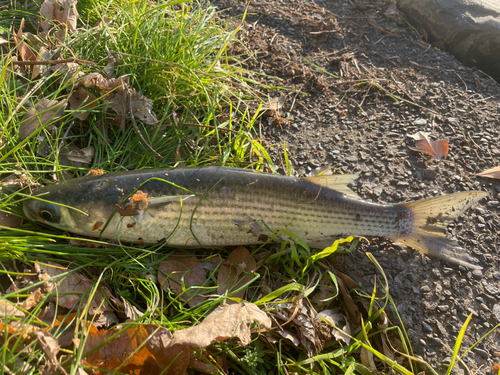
top-left (23, 167), bottom-right (488, 268)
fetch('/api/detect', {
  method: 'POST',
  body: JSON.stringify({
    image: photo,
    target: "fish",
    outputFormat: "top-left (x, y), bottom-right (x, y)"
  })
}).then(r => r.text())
top-left (23, 166), bottom-right (488, 269)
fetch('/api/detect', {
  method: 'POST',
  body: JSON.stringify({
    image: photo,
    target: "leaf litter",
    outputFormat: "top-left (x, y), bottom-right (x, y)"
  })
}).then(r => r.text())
top-left (408, 131), bottom-right (449, 160)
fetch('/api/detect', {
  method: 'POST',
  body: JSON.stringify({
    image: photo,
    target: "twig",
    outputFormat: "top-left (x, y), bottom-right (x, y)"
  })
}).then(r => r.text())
top-left (128, 92), bottom-right (163, 159)
top-left (10, 58), bottom-right (94, 66)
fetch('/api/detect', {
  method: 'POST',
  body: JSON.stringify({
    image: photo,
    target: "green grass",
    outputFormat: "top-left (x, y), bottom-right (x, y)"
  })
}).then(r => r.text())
top-left (1, 0), bottom-right (498, 374)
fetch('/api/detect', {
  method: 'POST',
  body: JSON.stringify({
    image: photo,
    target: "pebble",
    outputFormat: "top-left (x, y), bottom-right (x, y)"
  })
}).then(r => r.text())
top-left (446, 117), bottom-right (459, 126)
top-left (474, 348), bottom-right (489, 360)
top-left (414, 118), bottom-right (427, 126)
top-left (419, 339), bottom-right (426, 347)
top-left (438, 305), bottom-right (450, 312)
top-left (426, 348), bottom-right (437, 357)
top-left (420, 285), bottom-right (431, 293)
top-left (428, 338), bottom-right (443, 347)
top-left (422, 322), bottom-right (433, 333)
top-left (471, 269), bottom-right (483, 280)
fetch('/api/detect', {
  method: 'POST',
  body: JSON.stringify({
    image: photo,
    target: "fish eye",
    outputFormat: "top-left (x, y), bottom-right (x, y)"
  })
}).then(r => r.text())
top-left (39, 209), bottom-right (54, 221)
top-left (37, 203), bottom-right (61, 223)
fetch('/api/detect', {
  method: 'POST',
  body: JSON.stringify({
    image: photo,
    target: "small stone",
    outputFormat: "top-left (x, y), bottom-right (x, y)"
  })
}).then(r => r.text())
top-left (426, 347), bottom-right (437, 357)
top-left (446, 117), bottom-right (459, 126)
top-left (471, 269), bottom-right (483, 280)
top-left (419, 339), bottom-right (426, 347)
top-left (420, 285), bottom-right (431, 293)
top-left (474, 348), bottom-right (489, 359)
top-left (414, 118), bottom-right (427, 126)
top-left (438, 305), bottom-right (450, 312)
top-left (428, 338), bottom-right (443, 347)
top-left (422, 322), bottom-right (433, 333)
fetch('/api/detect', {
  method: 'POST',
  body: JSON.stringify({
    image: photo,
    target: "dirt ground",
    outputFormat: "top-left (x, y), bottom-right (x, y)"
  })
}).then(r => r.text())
top-left (218, 0), bottom-right (500, 372)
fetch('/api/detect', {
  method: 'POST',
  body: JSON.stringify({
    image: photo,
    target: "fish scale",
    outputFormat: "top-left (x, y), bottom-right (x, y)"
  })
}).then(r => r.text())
top-left (23, 166), bottom-right (488, 269)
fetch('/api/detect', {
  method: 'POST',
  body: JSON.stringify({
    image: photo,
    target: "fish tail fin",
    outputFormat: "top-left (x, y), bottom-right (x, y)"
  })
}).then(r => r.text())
top-left (392, 191), bottom-right (488, 269)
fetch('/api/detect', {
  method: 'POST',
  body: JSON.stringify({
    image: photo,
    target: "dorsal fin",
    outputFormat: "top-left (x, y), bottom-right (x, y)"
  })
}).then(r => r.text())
top-left (304, 174), bottom-right (360, 199)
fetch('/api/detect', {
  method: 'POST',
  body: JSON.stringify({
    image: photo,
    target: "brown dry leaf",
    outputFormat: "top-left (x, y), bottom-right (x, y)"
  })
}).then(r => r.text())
top-left (360, 345), bottom-right (377, 371)
top-left (13, 19), bottom-right (36, 62)
top-left (172, 303), bottom-right (271, 348)
top-left (40, 0), bottom-right (78, 36)
top-left (69, 86), bottom-right (97, 120)
top-left (337, 277), bottom-right (360, 324)
top-left (33, 330), bottom-right (67, 375)
top-left (19, 99), bottom-right (67, 140)
top-left (157, 251), bottom-right (207, 307)
top-left (475, 165), bottom-right (500, 179)
top-left (21, 288), bottom-right (44, 310)
top-left (32, 46), bottom-right (51, 80)
top-left (408, 131), bottom-right (449, 160)
top-left (268, 95), bottom-right (286, 111)
top-left (40, 0), bottom-right (56, 33)
top-left (0, 300), bottom-right (25, 319)
top-left (314, 310), bottom-right (351, 345)
top-left (336, 271), bottom-right (359, 290)
top-left (83, 324), bottom-right (191, 375)
top-left (0, 211), bottom-right (23, 229)
top-left (60, 145), bottom-right (94, 164)
top-left (35, 261), bottom-right (113, 315)
top-left (217, 246), bottom-right (256, 303)
top-left (121, 297), bottom-right (144, 320)
top-left (79, 73), bottom-right (158, 130)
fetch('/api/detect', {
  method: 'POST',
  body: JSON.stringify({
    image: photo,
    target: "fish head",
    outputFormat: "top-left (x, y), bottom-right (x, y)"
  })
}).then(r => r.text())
top-left (23, 198), bottom-right (80, 232)
top-left (22, 179), bottom-right (117, 236)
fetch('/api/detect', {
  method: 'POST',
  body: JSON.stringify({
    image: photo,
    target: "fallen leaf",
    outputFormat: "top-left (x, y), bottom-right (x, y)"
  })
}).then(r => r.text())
top-left (314, 310), bottom-right (351, 345)
top-left (79, 73), bottom-right (158, 130)
top-left (171, 303), bottom-right (271, 348)
top-left (268, 95), bottom-right (286, 111)
top-left (408, 132), bottom-right (448, 160)
top-left (19, 99), bottom-right (67, 140)
top-left (69, 86), bottom-right (97, 120)
top-left (13, 19), bottom-right (36, 62)
top-left (32, 46), bottom-right (51, 79)
top-left (33, 330), bottom-right (67, 375)
top-left (83, 324), bottom-right (191, 375)
top-left (337, 277), bottom-right (360, 324)
top-left (40, 0), bottom-right (79, 36)
top-left (121, 297), bottom-right (144, 320)
top-left (272, 300), bottom-right (321, 356)
top-left (157, 251), bottom-right (207, 307)
top-left (35, 261), bottom-right (113, 315)
top-left (475, 165), bottom-right (500, 179)
top-left (360, 345), bottom-right (377, 371)
top-left (217, 246), bottom-right (256, 303)
top-left (0, 300), bottom-right (25, 319)
top-left (21, 288), bottom-right (44, 310)
top-left (59, 145), bottom-right (94, 164)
